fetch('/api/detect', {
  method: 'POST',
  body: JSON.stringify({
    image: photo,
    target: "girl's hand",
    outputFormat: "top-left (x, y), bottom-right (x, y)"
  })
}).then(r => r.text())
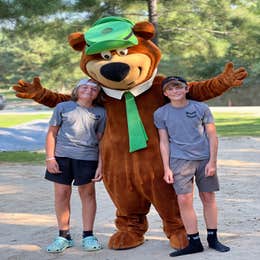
top-left (92, 167), bottom-right (103, 182)
top-left (46, 159), bottom-right (61, 174)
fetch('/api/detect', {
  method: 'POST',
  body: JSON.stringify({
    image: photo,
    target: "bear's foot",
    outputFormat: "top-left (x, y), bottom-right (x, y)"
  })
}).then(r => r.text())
top-left (170, 229), bottom-right (188, 249)
top-left (108, 231), bottom-right (145, 250)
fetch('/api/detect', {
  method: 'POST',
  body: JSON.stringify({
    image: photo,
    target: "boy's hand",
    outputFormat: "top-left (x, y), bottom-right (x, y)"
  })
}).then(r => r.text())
top-left (205, 161), bottom-right (217, 177)
top-left (163, 168), bottom-right (174, 184)
top-left (46, 159), bottom-right (62, 174)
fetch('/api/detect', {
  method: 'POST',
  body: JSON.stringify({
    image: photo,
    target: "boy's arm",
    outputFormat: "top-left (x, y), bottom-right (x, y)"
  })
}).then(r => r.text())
top-left (158, 129), bottom-right (174, 184)
top-left (205, 123), bottom-right (218, 177)
top-left (45, 126), bottom-right (61, 173)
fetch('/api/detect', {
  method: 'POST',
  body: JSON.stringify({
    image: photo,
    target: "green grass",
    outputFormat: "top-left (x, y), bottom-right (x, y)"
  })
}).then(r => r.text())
top-left (213, 112), bottom-right (260, 136)
top-left (0, 151), bottom-right (45, 164)
top-left (0, 113), bottom-right (51, 127)
top-left (0, 110), bottom-right (259, 164)
top-left (1, 111), bottom-right (259, 136)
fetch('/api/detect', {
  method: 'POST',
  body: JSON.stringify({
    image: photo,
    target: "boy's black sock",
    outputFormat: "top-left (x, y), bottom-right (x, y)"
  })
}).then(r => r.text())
top-left (207, 229), bottom-right (230, 252)
top-left (83, 230), bottom-right (93, 238)
top-left (169, 232), bottom-right (204, 257)
top-left (59, 230), bottom-right (72, 241)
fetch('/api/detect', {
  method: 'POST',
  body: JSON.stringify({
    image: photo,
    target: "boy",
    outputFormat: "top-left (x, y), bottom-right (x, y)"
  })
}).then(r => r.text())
top-left (153, 76), bottom-right (230, 257)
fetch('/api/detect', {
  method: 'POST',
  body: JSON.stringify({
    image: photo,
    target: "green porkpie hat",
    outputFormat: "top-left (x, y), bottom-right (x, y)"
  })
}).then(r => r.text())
top-left (84, 16), bottom-right (138, 55)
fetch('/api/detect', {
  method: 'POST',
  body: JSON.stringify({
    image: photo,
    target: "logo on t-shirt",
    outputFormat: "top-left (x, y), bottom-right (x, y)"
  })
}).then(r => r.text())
top-left (88, 113), bottom-right (101, 120)
top-left (186, 111), bottom-right (197, 118)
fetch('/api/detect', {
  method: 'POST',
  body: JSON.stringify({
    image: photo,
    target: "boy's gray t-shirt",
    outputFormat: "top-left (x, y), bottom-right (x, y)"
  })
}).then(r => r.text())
top-left (153, 100), bottom-right (214, 160)
top-left (49, 101), bottom-right (106, 161)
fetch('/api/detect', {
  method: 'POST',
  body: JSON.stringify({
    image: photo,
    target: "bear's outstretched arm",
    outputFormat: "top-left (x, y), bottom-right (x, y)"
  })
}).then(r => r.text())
top-left (187, 62), bottom-right (248, 101)
top-left (12, 77), bottom-right (71, 108)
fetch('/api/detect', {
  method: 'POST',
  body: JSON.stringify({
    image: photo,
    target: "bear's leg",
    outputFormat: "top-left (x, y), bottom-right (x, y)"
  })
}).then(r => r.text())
top-left (108, 210), bottom-right (149, 249)
top-left (149, 177), bottom-right (188, 249)
top-left (106, 190), bottom-right (151, 249)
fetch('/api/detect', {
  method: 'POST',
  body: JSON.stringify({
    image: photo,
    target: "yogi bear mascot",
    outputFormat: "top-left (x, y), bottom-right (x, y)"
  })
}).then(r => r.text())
top-left (13, 16), bottom-right (247, 250)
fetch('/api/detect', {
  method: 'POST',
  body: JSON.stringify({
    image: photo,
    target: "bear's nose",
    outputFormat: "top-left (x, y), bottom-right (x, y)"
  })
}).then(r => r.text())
top-left (101, 62), bottom-right (130, 82)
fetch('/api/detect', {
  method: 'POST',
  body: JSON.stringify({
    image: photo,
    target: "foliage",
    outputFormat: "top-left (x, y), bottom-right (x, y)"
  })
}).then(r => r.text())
top-left (157, 0), bottom-right (259, 105)
top-left (0, 0), bottom-right (259, 105)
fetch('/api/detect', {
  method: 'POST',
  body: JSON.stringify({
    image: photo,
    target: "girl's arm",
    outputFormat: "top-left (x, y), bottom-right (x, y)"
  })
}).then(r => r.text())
top-left (45, 126), bottom-right (61, 174)
top-left (92, 133), bottom-right (103, 182)
top-left (158, 129), bottom-right (174, 184)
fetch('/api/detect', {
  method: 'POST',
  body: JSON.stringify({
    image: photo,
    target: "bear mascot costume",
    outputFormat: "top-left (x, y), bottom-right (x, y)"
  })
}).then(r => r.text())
top-left (13, 16), bottom-right (247, 250)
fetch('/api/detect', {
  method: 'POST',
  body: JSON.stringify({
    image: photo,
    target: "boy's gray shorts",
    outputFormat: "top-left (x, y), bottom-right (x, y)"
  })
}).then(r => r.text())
top-left (170, 158), bottom-right (220, 195)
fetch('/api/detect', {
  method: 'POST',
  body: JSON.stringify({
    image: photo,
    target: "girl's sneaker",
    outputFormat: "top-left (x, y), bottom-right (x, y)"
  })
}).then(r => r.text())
top-left (82, 236), bottom-right (102, 251)
top-left (46, 236), bottom-right (74, 253)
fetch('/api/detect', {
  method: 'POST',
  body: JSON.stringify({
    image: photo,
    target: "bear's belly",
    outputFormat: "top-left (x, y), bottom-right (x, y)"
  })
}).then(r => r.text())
top-left (101, 89), bottom-right (164, 179)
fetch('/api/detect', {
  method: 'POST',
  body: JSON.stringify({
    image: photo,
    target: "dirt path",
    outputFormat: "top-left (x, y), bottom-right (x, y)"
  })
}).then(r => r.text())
top-left (1, 137), bottom-right (260, 260)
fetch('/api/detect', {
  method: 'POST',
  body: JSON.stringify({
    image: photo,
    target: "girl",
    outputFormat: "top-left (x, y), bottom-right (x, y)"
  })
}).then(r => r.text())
top-left (45, 78), bottom-right (106, 253)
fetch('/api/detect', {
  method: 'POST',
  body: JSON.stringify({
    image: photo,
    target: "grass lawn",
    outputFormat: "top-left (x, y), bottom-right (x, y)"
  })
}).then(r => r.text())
top-left (0, 151), bottom-right (45, 164)
top-left (1, 111), bottom-right (259, 136)
top-left (213, 112), bottom-right (260, 136)
top-left (0, 113), bottom-right (51, 127)
top-left (0, 109), bottom-right (259, 164)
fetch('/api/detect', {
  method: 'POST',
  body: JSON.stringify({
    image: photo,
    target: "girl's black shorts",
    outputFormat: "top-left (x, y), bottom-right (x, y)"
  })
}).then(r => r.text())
top-left (45, 157), bottom-right (98, 186)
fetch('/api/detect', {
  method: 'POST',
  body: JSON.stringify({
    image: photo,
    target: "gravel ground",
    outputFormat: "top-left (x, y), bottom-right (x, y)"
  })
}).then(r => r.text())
top-left (1, 104), bottom-right (260, 259)
top-left (0, 137), bottom-right (260, 260)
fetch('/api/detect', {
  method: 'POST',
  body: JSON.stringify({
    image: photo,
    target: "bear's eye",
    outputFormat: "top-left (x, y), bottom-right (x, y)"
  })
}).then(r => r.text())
top-left (116, 48), bottom-right (128, 56)
top-left (101, 51), bottom-right (112, 60)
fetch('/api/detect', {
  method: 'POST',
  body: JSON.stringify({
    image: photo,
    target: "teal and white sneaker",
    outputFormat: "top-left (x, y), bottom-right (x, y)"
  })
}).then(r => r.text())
top-left (82, 236), bottom-right (102, 251)
top-left (46, 236), bottom-right (74, 253)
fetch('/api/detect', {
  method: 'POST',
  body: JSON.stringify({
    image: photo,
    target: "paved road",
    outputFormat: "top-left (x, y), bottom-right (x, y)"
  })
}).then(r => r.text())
top-left (0, 120), bottom-right (49, 151)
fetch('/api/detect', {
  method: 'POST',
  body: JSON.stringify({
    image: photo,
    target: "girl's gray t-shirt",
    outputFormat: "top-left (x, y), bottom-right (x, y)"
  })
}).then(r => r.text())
top-left (153, 100), bottom-right (214, 160)
top-left (49, 101), bottom-right (106, 161)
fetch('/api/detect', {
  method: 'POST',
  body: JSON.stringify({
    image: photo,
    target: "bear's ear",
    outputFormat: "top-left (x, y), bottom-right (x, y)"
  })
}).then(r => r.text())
top-left (133, 21), bottom-right (155, 40)
top-left (68, 32), bottom-right (86, 51)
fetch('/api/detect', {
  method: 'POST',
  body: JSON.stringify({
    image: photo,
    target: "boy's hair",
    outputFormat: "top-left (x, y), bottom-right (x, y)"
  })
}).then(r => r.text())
top-left (162, 76), bottom-right (188, 91)
top-left (71, 78), bottom-right (101, 101)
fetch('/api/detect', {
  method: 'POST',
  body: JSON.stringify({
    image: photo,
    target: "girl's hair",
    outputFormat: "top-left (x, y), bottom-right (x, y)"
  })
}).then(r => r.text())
top-left (71, 78), bottom-right (102, 102)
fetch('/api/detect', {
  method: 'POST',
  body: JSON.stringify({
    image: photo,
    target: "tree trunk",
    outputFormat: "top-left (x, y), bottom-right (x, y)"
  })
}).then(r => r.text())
top-left (147, 0), bottom-right (158, 46)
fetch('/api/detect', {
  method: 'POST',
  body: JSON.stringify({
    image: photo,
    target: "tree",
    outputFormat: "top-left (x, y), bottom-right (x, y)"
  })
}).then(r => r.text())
top-left (147, 0), bottom-right (158, 45)
top-left (0, 0), bottom-right (259, 105)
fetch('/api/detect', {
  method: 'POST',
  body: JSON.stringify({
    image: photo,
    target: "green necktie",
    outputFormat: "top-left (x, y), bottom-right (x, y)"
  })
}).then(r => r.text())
top-left (124, 92), bottom-right (148, 152)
